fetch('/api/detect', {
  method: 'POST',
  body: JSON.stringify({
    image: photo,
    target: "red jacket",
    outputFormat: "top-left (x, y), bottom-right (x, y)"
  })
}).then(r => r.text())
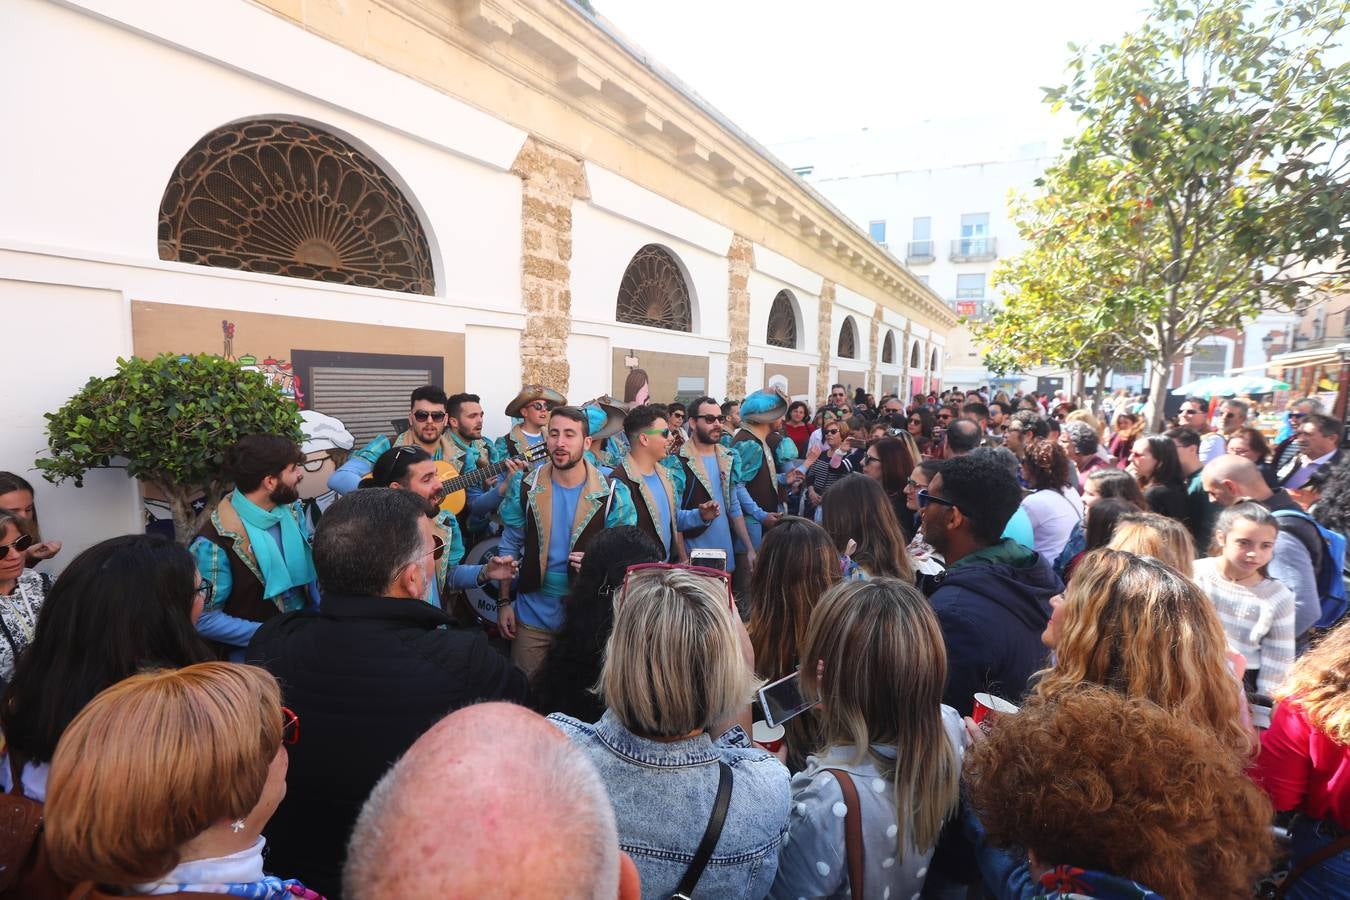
top-left (1252, 699), bottom-right (1350, 830)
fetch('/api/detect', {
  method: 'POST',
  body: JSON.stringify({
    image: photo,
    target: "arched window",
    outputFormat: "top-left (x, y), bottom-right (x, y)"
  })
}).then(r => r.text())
top-left (616, 245), bottom-right (693, 331)
top-left (158, 119), bottom-right (434, 294)
top-left (766, 290), bottom-right (799, 349)
top-left (837, 316), bottom-right (858, 359)
top-left (882, 331), bottom-right (895, 364)
top-left (910, 341), bottom-right (920, 368)
top-left (930, 348), bottom-right (940, 372)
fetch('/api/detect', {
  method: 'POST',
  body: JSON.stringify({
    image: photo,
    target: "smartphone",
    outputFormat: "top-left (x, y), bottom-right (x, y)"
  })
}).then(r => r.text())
top-left (758, 671), bottom-right (812, 728)
top-left (689, 548), bottom-right (728, 571)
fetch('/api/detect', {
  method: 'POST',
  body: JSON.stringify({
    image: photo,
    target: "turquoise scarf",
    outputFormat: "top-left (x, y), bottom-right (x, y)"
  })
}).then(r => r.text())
top-left (232, 490), bottom-right (316, 599)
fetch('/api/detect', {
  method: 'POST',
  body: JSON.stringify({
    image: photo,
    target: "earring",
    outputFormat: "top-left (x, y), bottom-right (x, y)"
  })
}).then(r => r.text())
top-left (230, 819), bottom-right (246, 833)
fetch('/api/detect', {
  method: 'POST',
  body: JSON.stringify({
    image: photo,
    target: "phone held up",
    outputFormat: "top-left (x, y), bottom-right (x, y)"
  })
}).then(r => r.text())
top-left (758, 671), bottom-right (813, 728)
top-left (688, 548), bottom-right (728, 571)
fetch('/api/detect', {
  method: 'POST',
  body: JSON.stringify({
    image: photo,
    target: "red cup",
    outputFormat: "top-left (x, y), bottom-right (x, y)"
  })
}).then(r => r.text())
top-left (752, 720), bottom-right (785, 753)
top-left (972, 693), bottom-right (1019, 726)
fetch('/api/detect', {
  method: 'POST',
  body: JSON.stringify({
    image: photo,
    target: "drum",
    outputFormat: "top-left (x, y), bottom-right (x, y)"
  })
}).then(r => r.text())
top-left (462, 537), bottom-right (503, 625)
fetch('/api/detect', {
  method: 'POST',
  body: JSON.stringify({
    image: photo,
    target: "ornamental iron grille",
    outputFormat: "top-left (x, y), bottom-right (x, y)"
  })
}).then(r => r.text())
top-left (767, 290), bottom-right (798, 349)
top-left (616, 245), bottom-right (693, 332)
top-left (158, 119), bottom-right (435, 295)
top-left (837, 316), bottom-right (858, 359)
top-left (882, 331), bottom-right (895, 364)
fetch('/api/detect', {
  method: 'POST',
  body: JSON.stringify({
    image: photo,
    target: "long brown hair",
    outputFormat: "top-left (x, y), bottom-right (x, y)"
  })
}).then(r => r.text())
top-left (748, 516), bottom-right (841, 680)
top-left (821, 474), bottom-right (914, 581)
top-left (872, 436), bottom-right (918, 505)
top-left (1276, 616), bottom-right (1350, 743)
top-left (800, 579), bottom-right (959, 859)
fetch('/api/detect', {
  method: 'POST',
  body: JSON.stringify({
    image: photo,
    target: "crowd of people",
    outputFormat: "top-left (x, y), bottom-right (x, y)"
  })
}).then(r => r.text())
top-left (1, 379), bottom-right (1349, 899)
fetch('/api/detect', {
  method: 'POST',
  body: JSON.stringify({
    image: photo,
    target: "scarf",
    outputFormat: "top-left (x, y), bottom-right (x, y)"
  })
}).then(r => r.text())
top-left (134, 838), bottom-right (323, 898)
top-left (231, 490), bottom-right (316, 600)
top-left (1034, 865), bottom-right (1161, 899)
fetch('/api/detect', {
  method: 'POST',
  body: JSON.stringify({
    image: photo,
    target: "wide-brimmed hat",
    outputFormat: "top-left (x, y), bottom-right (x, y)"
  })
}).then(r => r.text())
top-left (505, 385), bottom-right (567, 418)
top-left (740, 387), bottom-right (789, 424)
top-left (582, 395), bottom-right (628, 441)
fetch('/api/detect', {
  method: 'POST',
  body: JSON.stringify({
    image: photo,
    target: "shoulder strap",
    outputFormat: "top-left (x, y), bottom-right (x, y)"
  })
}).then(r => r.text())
top-left (824, 768), bottom-right (865, 898)
top-left (672, 761), bottom-right (732, 900)
top-left (1277, 830), bottom-right (1350, 898)
top-left (7, 749), bottom-right (25, 796)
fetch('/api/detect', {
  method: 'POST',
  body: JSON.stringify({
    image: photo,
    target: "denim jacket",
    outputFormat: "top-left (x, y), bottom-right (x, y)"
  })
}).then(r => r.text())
top-left (550, 710), bottom-right (791, 899)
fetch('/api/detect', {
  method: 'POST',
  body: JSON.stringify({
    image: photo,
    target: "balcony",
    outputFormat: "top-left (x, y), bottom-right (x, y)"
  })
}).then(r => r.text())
top-left (949, 236), bottom-right (998, 262)
top-left (905, 240), bottom-right (935, 264)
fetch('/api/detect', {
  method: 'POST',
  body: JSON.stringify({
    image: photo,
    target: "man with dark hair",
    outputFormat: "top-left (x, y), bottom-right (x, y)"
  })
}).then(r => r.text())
top-left (674, 396), bottom-right (755, 574)
top-left (987, 400), bottom-right (1009, 433)
top-left (1271, 396), bottom-right (1325, 471)
top-left (944, 418), bottom-right (984, 458)
top-left (961, 401), bottom-right (991, 435)
top-left (247, 489), bottom-right (528, 898)
top-left (498, 407), bottom-right (637, 677)
top-left (919, 453), bottom-right (1060, 715)
top-left (192, 434), bottom-right (317, 659)
top-left (666, 402), bottom-right (687, 435)
top-left (1278, 412), bottom-right (1344, 490)
top-left (330, 384), bottom-right (461, 495)
top-left (1003, 410), bottom-right (1049, 461)
top-left (1175, 396), bottom-right (1223, 463)
top-left (445, 392), bottom-right (526, 536)
top-left (1166, 426), bottom-right (1220, 550)
top-left (826, 384), bottom-right (850, 415)
top-left (496, 385), bottom-right (567, 465)
top-left (609, 404), bottom-right (685, 562)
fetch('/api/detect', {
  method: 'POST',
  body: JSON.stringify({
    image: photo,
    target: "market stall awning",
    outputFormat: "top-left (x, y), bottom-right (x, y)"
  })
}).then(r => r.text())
top-left (1227, 344), bottom-right (1350, 375)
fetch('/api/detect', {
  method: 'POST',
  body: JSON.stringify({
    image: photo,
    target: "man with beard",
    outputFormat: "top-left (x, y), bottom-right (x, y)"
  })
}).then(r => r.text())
top-left (673, 396), bottom-right (755, 575)
top-left (192, 433), bottom-right (319, 659)
top-left (446, 392), bottom-right (525, 538)
top-left (329, 385), bottom-right (468, 496)
top-left (497, 407), bottom-right (637, 677)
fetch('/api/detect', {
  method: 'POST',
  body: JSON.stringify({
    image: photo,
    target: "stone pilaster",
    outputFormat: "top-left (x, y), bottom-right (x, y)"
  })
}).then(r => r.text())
top-left (816, 279), bottom-right (836, 408)
top-left (726, 235), bottom-right (754, 400)
top-left (869, 304), bottom-right (883, 394)
top-left (510, 136), bottom-right (590, 392)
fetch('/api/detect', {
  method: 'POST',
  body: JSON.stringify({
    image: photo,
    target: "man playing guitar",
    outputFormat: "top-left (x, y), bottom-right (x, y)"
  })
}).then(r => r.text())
top-left (493, 385), bottom-right (566, 468)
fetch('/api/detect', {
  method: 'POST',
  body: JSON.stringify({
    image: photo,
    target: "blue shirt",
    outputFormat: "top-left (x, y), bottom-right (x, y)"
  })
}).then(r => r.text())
top-left (501, 481), bottom-right (583, 632)
top-left (684, 454), bottom-right (740, 573)
top-left (642, 470), bottom-right (673, 554)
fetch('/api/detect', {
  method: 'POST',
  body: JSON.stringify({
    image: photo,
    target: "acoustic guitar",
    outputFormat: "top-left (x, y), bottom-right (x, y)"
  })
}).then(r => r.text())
top-left (434, 443), bottom-right (549, 514)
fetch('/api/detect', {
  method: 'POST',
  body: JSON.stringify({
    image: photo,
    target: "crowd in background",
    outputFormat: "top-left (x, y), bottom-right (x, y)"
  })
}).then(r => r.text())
top-left (1, 379), bottom-right (1349, 899)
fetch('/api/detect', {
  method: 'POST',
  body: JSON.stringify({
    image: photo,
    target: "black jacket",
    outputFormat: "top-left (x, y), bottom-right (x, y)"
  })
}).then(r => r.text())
top-left (926, 539), bottom-right (1060, 716)
top-left (246, 593), bottom-right (529, 899)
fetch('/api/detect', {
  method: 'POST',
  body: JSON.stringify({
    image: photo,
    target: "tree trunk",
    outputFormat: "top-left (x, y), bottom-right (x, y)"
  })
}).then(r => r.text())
top-left (161, 482), bottom-right (220, 546)
top-left (1093, 363), bottom-right (1112, 419)
top-left (1142, 360), bottom-right (1171, 433)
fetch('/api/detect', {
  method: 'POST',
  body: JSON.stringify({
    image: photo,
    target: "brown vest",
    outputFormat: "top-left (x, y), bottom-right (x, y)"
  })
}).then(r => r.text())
top-left (517, 466), bottom-right (610, 594)
top-left (609, 462), bottom-right (674, 561)
top-left (732, 429), bottom-right (780, 512)
top-left (195, 501), bottom-right (279, 628)
top-left (677, 454), bottom-right (716, 539)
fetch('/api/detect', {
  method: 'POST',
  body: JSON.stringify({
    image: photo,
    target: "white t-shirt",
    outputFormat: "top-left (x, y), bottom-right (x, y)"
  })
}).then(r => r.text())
top-left (1019, 486), bottom-right (1084, 567)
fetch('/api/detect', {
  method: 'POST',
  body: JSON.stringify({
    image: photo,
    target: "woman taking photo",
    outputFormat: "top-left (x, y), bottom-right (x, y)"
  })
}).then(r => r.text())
top-left (550, 565), bottom-right (789, 898)
top-left (770, 578), bottom-right (964, 899)
top-left (804, 419), bottom-right (859, 518)
top-left (45, 662), bottom-right (321, 899)
top-left (1108, 412), bottom-right (1144, 466)
top-left (822, 474), bottom-right (915, 582)
top-left (0, 533), bottom-right (213, 800)
top-left (1128, 434), bottom-right (1191, 527)
top-left (0, 509), bottom-right (46, 687)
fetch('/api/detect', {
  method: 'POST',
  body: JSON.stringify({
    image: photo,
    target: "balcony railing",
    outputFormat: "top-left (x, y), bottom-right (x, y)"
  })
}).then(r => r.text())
top-left (949, 236), bottom-right (998, 262)
top-left (905, 240), bottom-right (935, 264)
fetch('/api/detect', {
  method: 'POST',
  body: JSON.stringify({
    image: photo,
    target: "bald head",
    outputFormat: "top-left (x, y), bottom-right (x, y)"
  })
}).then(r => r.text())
top-left (344, 703), bottom-right (628, 900)
top-left (1201, 455), bottom-right (1272, 506)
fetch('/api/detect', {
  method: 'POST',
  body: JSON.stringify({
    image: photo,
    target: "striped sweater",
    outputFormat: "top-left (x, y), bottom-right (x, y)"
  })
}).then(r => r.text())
top-left (1192, 556), bottom-right (1296, 696)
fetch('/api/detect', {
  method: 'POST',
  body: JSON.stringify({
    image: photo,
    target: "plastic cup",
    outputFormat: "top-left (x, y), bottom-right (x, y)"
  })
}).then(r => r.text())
top-left (972, 693), bottom-right (1019, 726)
top-left (752, 720), bottom-right (786, 753)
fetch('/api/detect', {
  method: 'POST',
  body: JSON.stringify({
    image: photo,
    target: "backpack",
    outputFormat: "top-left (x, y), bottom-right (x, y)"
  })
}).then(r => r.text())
top-left (1270, 509), bottom-right (1348, 629)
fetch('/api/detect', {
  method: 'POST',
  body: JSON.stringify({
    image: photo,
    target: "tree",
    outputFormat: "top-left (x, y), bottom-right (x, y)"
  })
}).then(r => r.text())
top-left (985, 0), bottom-right (1350, 430)
top-left (37, 354), bottom-right (303, 544)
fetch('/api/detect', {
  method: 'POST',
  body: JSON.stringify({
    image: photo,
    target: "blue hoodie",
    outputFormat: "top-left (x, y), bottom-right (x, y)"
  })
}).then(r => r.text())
top-left (926, 538), bottom-right (1061, 716)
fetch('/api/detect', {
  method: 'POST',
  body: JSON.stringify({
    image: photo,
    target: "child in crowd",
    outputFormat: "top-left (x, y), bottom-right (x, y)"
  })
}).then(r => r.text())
top-left (1191, 502), bottom-right (1296, 696)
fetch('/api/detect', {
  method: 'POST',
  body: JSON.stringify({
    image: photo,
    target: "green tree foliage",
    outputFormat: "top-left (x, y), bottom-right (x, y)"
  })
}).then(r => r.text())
top-left (38, 354), bottom-right (303, 543)
top-left (982, 0), bottom-right (1350, 429)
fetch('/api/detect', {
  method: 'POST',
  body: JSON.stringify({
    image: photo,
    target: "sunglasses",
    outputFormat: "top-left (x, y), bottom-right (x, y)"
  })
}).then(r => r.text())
top-left (1289, 412), bottom-right (1307, 420)
top-left (1180, 408), bottom-right (1204, 416)
top-left (641, 427), bottom-right (672, 438)
top-left (0, 533), bottom-right (33, 561)
top-left (412, 410), bottom-right (447, 422)
top-left (938, 413), bottom-right (953, 420)
top-left (281, 706), bottom-right (300, 745)
top-left (824, 428), bottom-right (841, 436)
top-left (905, 478), bottom-right (922, 489)
top-left (696, 414), bottom-right (727, 424)
top-left (195, 578), bottom-right (214, 605)
top-left (916, 488), bottom-right (958, 511)
top-left (908, 418), bottom-right (921, 425)
top-left (620, 562), bottom-right (735, 611)
top-left (419, 534), bottom-right (446, 562)
top-left (525, 401), bottom-right (552, 412)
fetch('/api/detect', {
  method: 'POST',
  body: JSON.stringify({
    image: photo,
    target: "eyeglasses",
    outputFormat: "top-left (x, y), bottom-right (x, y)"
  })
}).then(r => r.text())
top-left (695, 414), bottom-right (727, 424)
top-left (412, 410), bottom-right (447, 422)
top-left (619, 562), bottom-right (735, 611)
top-left (641, 427), bottom-right (672, 438)
top-left (908, 418), bottom-right (921, 425)
top-left (281, 706), bottom-right (300, 745)
top-left (864, 454), bottom-right (881, 465)
top-left (0, 533), bottom-right (33, 561)
top-left (916, 488), bottom-right (958, 510)
top-left (1222, 412), bottom-right (1240, 420)
top-left (195, 578), bottom-right (214, 605)
top-left (301, 455), bottom-right (331, 472)
top-left (1289, 412), bottom-right (1308, 420)
top-left (1180, 408), bottom-right (1203, 416)
top-left (525, 401), bottom-right (552, 412)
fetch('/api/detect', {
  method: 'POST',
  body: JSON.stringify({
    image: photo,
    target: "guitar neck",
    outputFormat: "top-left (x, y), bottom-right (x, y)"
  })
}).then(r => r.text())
top-left (442, 460), bottom-right (511, 495)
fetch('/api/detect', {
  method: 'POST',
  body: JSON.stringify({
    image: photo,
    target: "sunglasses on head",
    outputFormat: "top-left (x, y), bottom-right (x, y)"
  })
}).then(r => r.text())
top-left (281, 706), bottom-right (300, 745)
top-left (412, 410), bottom-right (446, 422)
top-left (619, 562), bottom-right (735, 611)
top-left (0, 533), bottom-right (33, 561)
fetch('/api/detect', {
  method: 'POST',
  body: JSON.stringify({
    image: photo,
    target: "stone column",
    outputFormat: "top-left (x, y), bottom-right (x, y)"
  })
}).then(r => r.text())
top-left (816, 279), bottom-right (835, 408)
top-left (510, 137), bottom-right (590, 393)
top-left (902, 322), bottom-right (913, 400)
top-left (869, 303), bottom-right (883, 395)
top-left (726, 235), bottom-right (754, 399)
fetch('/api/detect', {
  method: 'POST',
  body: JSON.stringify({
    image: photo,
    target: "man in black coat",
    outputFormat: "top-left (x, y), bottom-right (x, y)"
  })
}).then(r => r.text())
top-left (248, 488), bottom-right (528, 899)
top-left (919, 453), bottom-right (1061, 716)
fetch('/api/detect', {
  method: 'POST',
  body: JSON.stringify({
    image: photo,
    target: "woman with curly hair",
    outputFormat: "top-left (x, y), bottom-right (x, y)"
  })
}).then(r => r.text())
top-left (965, 686), bottom-right (1275, 899)
top-left (1019, 439), bottom-right (1083, 566)
top-left (1252, 618), bottom-right (1350, 896)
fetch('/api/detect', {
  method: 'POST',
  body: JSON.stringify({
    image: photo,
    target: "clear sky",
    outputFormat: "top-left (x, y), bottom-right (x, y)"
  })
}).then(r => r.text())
top-left (594, 0), bottom-right (1153, 164)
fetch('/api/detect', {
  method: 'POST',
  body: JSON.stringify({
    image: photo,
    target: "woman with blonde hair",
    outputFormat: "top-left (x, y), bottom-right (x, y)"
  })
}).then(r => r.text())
top-left (771, 578), bottom-right (963, 899)
top-left (44, 662), bottom-right (319, 898)
top-left (1253, 617), bottom-right (1350, 896)
top-left (821, 474), bottom-right (915, 582)
top-left (1037, 549), bottom-right (1252, 761)
top-left (551, 565), bottom-right (789, 898)
top-left (1105, 510), bottom-right (1197, 575)
top-left (748, 517), bottom-right (841, 771)
top-left (1064, 408), bottom-right (1105, 439)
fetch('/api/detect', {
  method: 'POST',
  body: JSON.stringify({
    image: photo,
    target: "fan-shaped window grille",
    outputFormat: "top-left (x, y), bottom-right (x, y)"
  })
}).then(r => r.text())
top-left (882, 331), bottom-right (895, 364)
top-left (158, 119), bottom-right (435, 295)
top-left (767, 290), bottom-right (798, 349)
top-left (910, 342), bottom-right (921, 368)
top-left (616, 245), bottom-right (692, 331)
top-left (837, 316), bottom-right (858, 359)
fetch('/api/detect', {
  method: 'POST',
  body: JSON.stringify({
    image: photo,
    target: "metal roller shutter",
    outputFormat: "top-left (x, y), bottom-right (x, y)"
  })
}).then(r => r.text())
top-left (308, 365), bottom-right (432, 444)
